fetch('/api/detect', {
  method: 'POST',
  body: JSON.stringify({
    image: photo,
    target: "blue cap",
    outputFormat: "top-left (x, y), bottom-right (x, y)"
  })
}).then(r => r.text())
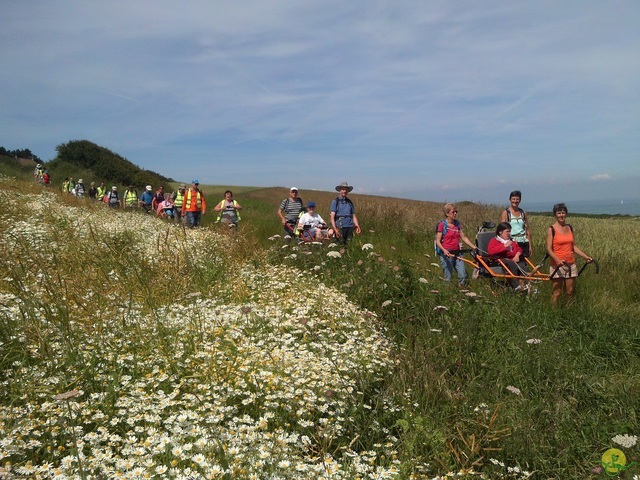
top-left (307, 201), bottom-right (316, 208)
top-left (192, 179), bottom-right (199, 184)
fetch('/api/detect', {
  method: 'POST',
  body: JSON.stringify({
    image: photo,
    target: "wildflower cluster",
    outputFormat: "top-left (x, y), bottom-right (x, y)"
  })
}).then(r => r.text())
top-left (0, 184), bottom-right (403, 479)
top-left (612, 434), bottom-right (638, 449)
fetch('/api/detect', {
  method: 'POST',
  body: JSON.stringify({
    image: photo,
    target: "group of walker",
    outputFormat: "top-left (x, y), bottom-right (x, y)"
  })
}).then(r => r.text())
top-left (277, 181), bottom-right (362, 245)
top-left (55, 173), bottom-right (593, 303)
top-left (435, 190), bottom-right (596, 305)
top-left (119, 181), bottom-right (214, 230)
top-left (58, 177), bottom-right (233, 230)
top-left (33, 163), bottom-right (51, 185)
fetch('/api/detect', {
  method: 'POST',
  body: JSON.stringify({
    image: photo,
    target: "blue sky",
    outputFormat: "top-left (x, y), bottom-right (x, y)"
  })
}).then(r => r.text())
top-left (2, 1), bottom-right (638, 204)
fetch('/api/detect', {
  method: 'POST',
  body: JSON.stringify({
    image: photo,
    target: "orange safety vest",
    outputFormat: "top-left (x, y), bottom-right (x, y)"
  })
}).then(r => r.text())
top-left (184, 189), bottom-right (204, 212)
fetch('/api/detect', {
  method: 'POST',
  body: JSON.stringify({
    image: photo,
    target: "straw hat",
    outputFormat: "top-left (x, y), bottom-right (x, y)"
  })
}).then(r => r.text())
top-left (335, 181), bottom-right (353, 192)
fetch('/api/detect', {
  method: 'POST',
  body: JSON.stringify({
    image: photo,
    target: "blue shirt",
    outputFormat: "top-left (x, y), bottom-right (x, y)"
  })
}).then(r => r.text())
top-left (331, 197), bottom-right (355, 228)
top-left (140, 191), bottom-right (154, 205)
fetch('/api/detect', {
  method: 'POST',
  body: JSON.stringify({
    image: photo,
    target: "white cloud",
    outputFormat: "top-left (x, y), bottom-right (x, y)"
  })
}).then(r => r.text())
top-left (591, 174), bottom-right (613, 181)
top-left (0, 1), bottom-right (638, 203)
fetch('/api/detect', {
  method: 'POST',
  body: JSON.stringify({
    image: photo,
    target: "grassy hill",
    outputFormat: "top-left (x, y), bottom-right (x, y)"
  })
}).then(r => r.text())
top-left (0, 153), bottom-right (37, 178)
top-left (7, 139), bottom-right (174, 192)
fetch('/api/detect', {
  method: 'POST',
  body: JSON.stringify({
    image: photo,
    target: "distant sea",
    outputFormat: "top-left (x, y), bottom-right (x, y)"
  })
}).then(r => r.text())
top-left (525, 198), bottom-right (640, 216)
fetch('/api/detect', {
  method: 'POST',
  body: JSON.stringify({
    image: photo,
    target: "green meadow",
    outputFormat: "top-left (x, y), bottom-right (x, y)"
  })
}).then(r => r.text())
top-left (1, 174), bottom-right (638, 479)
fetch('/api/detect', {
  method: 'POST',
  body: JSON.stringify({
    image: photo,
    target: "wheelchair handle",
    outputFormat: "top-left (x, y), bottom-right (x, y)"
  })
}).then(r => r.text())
top-left (578, 258), bottom-right (599, 276)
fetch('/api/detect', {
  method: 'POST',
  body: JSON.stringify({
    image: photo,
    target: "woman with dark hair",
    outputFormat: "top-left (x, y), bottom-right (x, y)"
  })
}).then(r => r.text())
top-left (500, 190), bottom-right (532, 257)
top-left (546, 203), bottom-right (593, 305)
top-left (214, 190), bottom-right (243, 228)
top-left (488, 222), bottom-right (527, 290)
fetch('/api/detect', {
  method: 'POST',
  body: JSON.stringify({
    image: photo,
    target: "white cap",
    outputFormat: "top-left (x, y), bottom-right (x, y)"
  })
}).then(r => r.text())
top-left (146, 185), bottom-right (152, 191)
top-left (290, 187), bottom-right (299, 191)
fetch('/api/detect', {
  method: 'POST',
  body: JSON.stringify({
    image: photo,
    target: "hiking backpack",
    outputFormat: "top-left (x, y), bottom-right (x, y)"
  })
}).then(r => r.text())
top-left (434, 219), bottom-right (460, 255)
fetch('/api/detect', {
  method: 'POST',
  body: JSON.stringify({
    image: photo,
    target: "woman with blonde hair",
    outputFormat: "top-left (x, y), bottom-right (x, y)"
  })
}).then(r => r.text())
top-left (434, 203), bottom-right (476, 285)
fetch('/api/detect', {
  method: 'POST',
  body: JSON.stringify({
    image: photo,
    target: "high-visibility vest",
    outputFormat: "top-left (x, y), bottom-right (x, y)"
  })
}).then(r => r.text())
top-left (174, 191), bottom-right (185, 208)
top-left (185, 189), bottom-right (202, 210)
top-left (124, 190), bottom-right (138, 206)
top-left (215, 200), bottom-right (241, 222)
top-left (97, 186), bottom-right (106, 199)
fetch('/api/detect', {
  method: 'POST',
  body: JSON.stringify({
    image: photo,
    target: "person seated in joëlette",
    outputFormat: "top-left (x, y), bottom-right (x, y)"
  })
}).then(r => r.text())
top-left (297, 201), bottom-right (333, 240)
top-left (487, 222), bottom-right (528, 290)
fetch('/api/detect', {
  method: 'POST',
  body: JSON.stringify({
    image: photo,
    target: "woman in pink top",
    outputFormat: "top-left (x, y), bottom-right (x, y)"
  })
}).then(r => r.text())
top-left (434, 203), bottom-right (476, 285)
top-left (546, 203), bottom-right (593, 305)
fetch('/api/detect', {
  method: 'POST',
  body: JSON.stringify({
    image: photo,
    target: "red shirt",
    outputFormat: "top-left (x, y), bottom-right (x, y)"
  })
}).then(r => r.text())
top-left (437, 220), bottom-right (462, 251)
top-left (488, 237), bottom-right (523, 259)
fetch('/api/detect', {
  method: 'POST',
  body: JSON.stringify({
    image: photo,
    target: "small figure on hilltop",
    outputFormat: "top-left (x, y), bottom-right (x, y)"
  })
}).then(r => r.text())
top-left (298, 201), bottom-right (333, 241)
top-left (500, 190), bottom-right (532, 258)
top-left (106, 186), bottom-right (121, 208)
top-left (434, 203), bottom-right (476, 285)
top-left (139, 186), bottom-right (154, 213)
top-left (124, 184), bottom-right (139, 210)
top-left (182, 180), bottom-right (206, 228)
top-left (67, 178), bottom-right (75, 194)
top-left (546, 203), bottom-right (593, 306)
top-left (171, 184), bottom-right (187, 225)
top-left (215, 190), bottom-right (242, 229)
top-left (330, 182), bottom-right (361, 245)
top-left (278, 187), bottom-right (305, 238)
top-left (62, 178), bottom-right (70, 194)
top-left (34, 163), bottom-right (44, 183)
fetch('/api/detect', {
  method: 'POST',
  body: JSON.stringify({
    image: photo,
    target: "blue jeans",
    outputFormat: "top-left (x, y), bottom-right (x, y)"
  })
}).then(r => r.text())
top-left (439, 253), bottom-right (467, 284)
top-left (186, 211), bottom-right (201, 228)
top-left (173, 210), bottom-right (186, 225)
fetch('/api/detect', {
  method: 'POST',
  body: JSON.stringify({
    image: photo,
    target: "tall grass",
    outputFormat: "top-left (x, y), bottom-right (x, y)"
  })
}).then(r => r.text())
top-left (243, 187), bottom-right (639, 478)
top-left (1, 177), bottom-right (638, 479)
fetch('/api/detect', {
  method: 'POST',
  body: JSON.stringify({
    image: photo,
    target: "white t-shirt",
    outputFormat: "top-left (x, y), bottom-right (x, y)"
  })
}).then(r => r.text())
top-left (298, 212), bottom-right (325, 229)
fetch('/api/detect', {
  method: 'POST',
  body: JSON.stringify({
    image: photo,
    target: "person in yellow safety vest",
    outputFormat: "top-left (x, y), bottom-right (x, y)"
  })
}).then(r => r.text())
top-left (171, 184), bottom-right (187, 224)
top-left (123, 185), bottom-right (139, 209)
top-left (96, 182), bottom-right (107, 202)
top-left (214, 190), bottom-right (243, 228)
top-left (182, 180), bottom-right (206, 228)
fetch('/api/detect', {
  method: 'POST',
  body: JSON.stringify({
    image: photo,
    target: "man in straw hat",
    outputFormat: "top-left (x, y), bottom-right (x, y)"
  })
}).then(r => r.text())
top-left (330, 181), bottom-right (361, 245)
